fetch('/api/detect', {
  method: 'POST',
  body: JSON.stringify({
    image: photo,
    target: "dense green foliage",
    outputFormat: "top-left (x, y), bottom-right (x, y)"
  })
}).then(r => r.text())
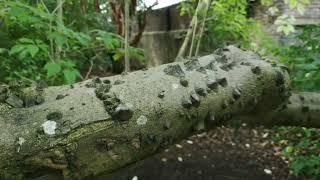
top-left (248, 24), bottom-right (320, 91)
top-left (1, 0), bottom-right (316, 90)
top-left (178, 0), bottom-right (319, 91)
top-left (178, 0), bottom-right (251, 49)
top-left (0, 1), bottom-right (320, 178)
top-left (274, 127), bottom-right (320, 179)
top-left (279, 25), bottom-right (320, 90)
top-left (252, 25), bottom-right (320, 91)
top-left (0, 0), bottom-right (144, 85)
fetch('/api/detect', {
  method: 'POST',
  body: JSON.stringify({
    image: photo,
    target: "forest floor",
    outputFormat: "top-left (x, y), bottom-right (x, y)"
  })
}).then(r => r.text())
top-left (100, 125), bottom-right (302, 180)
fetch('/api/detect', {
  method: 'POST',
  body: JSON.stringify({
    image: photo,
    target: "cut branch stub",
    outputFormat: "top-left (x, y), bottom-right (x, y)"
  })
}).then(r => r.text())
top-left (163, 64), bottom-right (185, 78)
top-left (112, 103), bottom-right (134, 121)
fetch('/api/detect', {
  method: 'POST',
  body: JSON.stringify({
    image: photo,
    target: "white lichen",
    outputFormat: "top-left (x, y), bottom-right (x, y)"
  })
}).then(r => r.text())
top-left (41, 120), bottom-right (57, 135)
top-left (264, 168), bottom-right (272, 175)
top-left (137, 115), bottom-right (148, 126)
top-left (16, 137), bottom-right (26, 152)
top-left (187, 140), bottom-right (193, 144)
top-left (172, 83), bottom-right (179, 90)
top-left (18, 137), bottom-right (25, 146)
top-left (161, 158), bottom-right (168, 162)
top-left (126, 103), bottom-right (134, 109)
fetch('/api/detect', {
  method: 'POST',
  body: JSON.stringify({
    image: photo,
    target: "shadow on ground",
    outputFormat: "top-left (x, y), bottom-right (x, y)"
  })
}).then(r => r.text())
top-left (99, 126), bottom-right (301, 180)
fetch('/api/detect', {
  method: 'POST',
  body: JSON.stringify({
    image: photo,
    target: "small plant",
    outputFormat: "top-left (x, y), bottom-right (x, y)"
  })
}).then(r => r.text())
top-left (274, 127), bottom-right (320, 179)
top-left (279, 25), bottom-right (320, 91)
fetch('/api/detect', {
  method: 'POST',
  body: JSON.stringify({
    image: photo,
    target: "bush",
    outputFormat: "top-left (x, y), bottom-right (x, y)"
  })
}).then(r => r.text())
top-left (0, 1), bottom-right (144, 85)
top-left (274, 127), bottom-right (320, 179)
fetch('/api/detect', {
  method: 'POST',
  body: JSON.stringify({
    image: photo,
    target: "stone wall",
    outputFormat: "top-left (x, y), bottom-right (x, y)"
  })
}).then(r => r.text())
top-left (144, 4), bottom-right (190, 32)
top-left (282, 0), bottom-right (320, 25)
top-left (139, 30), bottom-right (186, 67)
top-left (138, 4), bottom-right (191, 67)
top-left (251, 0), bottom-right (320, 27)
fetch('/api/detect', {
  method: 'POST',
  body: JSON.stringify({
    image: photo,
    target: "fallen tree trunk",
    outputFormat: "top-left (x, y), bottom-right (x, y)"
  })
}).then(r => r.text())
top-left (237, 92), bottom-right (320, 128)
top-left (0, 46), bottom-right (290, 179)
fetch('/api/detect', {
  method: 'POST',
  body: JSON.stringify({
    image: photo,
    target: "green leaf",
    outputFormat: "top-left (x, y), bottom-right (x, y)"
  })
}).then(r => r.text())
top-left (18, 38), bottom-right (34, 44)
top-left (94, 30), bottom-right (121, 50)
top-left (113, 52), bottom-right (124, 61)
top-left (290, 158), bottom-right (306, 176)
top-left (285, 146), bottom-right (294, 153)
top-left (17, 50), bottom-right (28, 60)
top-left (9, 6), bottom-right (28, 18)
top-left (26, 45), bottom-right (39, 58)
top-left (74, 32), bottom-right (91, 46)
top-left (9, 43), bottom-right (39, 58)
top-left (9, 45), bottom-right (25, 55)
top-left (60, 60), bottom-right (76, 68)
top-left (288, 0), bottom-right (298, 9)
top-left (44, 62), bottom-right (61, 78)
top-left (129, 47), bottom-right (145, 64)
top-left (297, 4), bottom-right (305, 15)
top-left (0, 48), bottom-right (8, 54)
top-left (261, 0), bottom-right (273, 6)
top-left (48, 32), bottom-right (68, 47)
top-left (63, 69), bottom-right (81, 84)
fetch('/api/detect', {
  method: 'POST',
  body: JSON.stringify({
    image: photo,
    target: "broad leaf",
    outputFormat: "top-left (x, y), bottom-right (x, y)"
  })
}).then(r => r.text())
top-left (60, 60), bottom-right (76, 68)
top-left (9, 45), bottom-right (25, 55)
top-left (44, 62), bottom-right (61, 78)
top-left (26, 45), bottom-right (39, 58)
top-left (0, 48), bottom-right (8, 54)
top-left (18, 38), bottom-right (34, 44)
top-left (48, 32), bottom-right (68, 47)
top-left (63, 69), bottom-right (81, 84)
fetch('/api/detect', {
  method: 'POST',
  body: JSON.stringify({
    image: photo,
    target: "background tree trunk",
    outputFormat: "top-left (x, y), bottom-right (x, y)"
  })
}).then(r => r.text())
top-left (0, 46), bottom-right (290, 179)
top-left (55, 0), bottom-right (64, 61)
top-left (176, 1), bottom-right (202, 60)
top-left (195, 0), bottom-right (212, 57)
top-left (124, 0), bottom-right (130, 72)
top-left (237, 92), bottom-right (320, 128)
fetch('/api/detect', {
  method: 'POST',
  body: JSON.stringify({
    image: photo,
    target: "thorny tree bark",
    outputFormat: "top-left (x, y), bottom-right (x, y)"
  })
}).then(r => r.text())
top-left (0, 46), bottom-right (292, 179)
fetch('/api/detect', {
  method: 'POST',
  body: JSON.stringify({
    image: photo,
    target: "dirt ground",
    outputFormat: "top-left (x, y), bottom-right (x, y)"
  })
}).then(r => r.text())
top-left (99, 125), bottom-right (302, 180)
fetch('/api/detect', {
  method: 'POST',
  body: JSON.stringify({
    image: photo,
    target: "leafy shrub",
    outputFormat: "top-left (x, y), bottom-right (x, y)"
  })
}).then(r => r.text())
top-left (177, 0), bottom-right (319, 92)
top-left (278, 25), bottom-right (320, 91)
top-left (0, 1), bottom-right (144, 85)
top-left (178, 0), bottom-right (251, 51)
top-left (253, 25), bottom-right (320, 91)
top-left (274, 127), bottom-right (320, 179)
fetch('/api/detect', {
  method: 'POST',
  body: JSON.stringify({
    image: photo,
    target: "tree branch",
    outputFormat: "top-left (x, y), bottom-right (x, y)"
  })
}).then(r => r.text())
top-left (130, 1), bottom-right (158, 46)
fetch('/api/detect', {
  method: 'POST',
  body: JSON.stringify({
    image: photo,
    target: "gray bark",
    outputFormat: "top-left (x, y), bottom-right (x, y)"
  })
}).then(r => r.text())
top-left (0, 46), bottom-right (290, 179)
top-left (237, 92), bottom-right (320, 128)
